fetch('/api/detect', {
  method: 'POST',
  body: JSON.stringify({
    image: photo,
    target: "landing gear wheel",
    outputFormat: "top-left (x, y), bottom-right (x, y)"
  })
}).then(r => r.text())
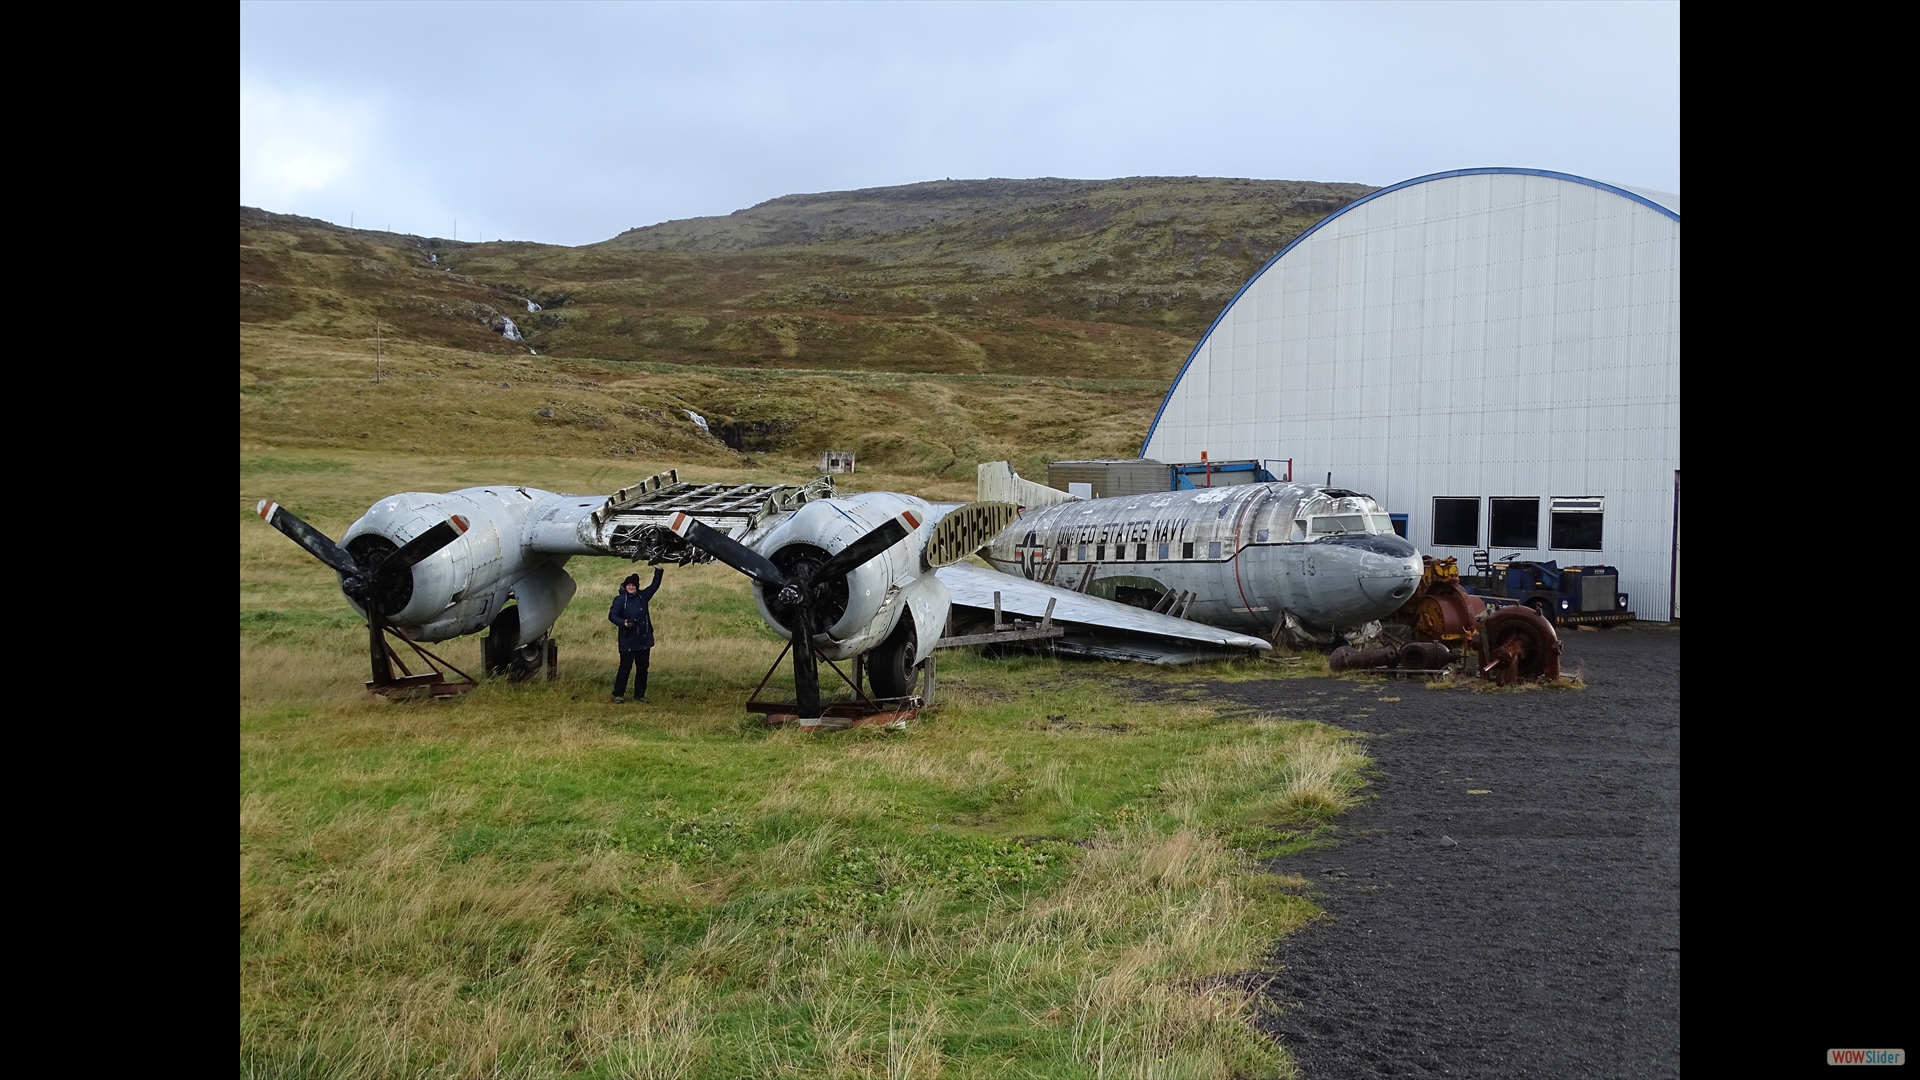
top-left (867, 617), bottom-right (919, 699)
top-left (483, 606), bottom-right (521, 677)
top-left (483, 605), bottom-right (553, 680)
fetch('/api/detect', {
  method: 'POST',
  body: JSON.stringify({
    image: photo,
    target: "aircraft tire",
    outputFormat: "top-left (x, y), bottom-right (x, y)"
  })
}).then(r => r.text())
top-left (484, 606), bottom-right (521, 676)
top-left (868, 617), bottom-right (919, 699)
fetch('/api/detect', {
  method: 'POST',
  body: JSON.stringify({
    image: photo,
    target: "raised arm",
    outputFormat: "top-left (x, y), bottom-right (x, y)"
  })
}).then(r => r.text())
top-left (640, 567), bottom-right (664, 600)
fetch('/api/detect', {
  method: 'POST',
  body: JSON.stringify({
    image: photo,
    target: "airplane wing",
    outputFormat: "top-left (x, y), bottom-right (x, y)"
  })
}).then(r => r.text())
top-left (525, 472), bottom-right (836, 559)
top-left (933, 561), bottom-right (1273, 664)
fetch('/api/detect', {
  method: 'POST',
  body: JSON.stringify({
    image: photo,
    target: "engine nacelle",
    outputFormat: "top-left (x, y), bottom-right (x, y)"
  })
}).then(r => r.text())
top-left (748, 493), bottom-right (947, 662)
top-left (336, 486), bottom-right (579, 644)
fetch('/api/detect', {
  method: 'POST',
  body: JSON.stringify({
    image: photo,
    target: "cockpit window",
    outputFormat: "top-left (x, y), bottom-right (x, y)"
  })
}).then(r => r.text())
top-left (1371, 514), bottom-right (1395, 533)
top-left (1310, 514), bottom-right (1372, 535)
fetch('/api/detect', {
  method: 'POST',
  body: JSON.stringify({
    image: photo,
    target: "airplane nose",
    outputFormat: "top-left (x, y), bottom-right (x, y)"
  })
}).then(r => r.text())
top-left (1358, 559), bottom-right (1423, 605)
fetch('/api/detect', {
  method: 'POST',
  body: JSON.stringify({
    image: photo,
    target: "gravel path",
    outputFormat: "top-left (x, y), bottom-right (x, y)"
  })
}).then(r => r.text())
top-left (1203, 628), bottom-right (1680, 1078)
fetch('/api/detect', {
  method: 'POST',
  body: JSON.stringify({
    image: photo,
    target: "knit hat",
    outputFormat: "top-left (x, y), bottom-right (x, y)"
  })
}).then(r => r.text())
top-left (623, 573), bottom-right (642, 588)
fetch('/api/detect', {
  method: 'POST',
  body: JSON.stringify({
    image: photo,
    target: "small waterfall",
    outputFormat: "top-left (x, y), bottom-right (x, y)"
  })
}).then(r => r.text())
top-left (685, 410), bottom-right (709, 433)
top-left (526, 300), bottom-right (542, 312)
top-left (429, 252), bottom-right (438, 263)
top-left (498, 316), bottom-right (523, 341)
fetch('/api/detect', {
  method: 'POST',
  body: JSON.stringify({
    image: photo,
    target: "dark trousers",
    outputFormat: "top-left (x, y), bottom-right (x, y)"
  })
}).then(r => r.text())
top-left (615, 649), bottom-right (651, 698)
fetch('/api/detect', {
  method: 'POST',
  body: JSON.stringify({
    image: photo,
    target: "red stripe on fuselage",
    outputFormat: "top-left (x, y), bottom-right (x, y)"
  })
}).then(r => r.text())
top-left (1230, 491), bottom-right (1261, 622)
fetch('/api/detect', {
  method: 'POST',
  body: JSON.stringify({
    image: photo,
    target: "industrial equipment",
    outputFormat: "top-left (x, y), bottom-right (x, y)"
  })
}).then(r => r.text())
top-left (1468, 551), bottom-right (1634, 626)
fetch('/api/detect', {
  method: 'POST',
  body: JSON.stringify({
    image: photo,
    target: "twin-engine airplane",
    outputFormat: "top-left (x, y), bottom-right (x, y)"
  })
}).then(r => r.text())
top-left (258, 474), bottom-right (957, 710)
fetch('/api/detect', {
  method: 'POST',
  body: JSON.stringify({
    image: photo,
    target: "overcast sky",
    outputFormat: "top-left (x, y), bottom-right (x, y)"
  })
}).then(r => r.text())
top-left (240, 1), bottom-right (1679, 247)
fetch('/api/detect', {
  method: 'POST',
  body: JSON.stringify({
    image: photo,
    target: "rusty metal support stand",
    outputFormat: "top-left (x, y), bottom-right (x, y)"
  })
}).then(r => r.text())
top-left (366, 615), bottom-right (477, 699)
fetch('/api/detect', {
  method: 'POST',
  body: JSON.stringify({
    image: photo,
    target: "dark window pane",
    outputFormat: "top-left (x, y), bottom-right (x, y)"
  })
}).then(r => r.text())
top-left (1182, 542), bottom-right (1194, 559)
top-left (1551, 511), bottom-right (1604, 550)
top-left (1489, 498), bottom-right (1539, 550)
top-left (1432, 498), bottom-right (1479, 547)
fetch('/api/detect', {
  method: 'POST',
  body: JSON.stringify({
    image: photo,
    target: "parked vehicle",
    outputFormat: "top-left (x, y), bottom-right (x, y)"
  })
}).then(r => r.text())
top-left (1466, 551), bottom-right (1634, 625)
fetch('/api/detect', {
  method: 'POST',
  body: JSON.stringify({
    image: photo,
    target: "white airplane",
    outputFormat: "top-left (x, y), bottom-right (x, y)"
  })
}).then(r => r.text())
top-left (256, 470), bottom-right (1276, 710)
top-left (954, 464), bottom-right (1425, 653)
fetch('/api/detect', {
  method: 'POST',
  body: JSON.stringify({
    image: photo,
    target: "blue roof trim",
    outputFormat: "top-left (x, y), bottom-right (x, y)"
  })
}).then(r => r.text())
top-left (1137, 167), bottom-right (1681, 456)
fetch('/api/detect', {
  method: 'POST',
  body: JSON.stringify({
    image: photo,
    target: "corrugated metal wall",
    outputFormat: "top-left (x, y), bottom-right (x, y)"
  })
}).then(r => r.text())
top-left (1142, 171), bottom-right (1680, 620)
top-left (1046, 460), bottom-right (1170, 499)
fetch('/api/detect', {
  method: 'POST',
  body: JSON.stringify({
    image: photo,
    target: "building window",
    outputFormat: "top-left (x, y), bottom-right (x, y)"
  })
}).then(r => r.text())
top-left (1550, 497), bottom-right (1605, 550)
top-left (1432, 498), bottom-right (1479, 547)
top-left (1489, 498), bottom-right (1539, 550)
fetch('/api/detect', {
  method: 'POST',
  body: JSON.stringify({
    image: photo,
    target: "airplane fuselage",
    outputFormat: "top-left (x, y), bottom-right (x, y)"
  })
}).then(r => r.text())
top-left (980, 482), bottom-right (1422, 633)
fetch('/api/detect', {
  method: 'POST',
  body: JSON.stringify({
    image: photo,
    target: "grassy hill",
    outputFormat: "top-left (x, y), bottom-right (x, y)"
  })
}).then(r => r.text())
top-left (239, 176), bottom-right (1373, 480)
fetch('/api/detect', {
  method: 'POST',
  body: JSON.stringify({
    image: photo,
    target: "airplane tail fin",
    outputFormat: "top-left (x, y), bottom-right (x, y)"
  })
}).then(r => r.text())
top-left (977, 461), bottom-right (1083, 509)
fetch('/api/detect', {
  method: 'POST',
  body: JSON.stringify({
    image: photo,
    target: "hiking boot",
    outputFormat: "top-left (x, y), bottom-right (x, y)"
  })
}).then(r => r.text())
top-left (612, 695), bottom-right (624, 704)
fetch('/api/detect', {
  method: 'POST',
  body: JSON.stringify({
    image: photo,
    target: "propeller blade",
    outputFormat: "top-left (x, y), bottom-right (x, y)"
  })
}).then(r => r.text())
top-left (372, 516), bottom-right (471, 588)
top-left (791, 608), bottom-right (821, 719)
top-left (813, 510), bottom-right (920, 584)
top-left (668, 513), bottom-right (786, 586)
top-left (257, 500), bottom-right (363, 579)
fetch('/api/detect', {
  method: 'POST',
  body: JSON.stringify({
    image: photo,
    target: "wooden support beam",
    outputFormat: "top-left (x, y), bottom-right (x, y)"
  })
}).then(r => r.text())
top-left (933, 625), bottom-right (1066, 649)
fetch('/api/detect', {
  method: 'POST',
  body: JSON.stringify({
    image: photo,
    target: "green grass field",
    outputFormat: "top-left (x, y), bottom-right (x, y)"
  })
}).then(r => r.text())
top-left (241, 451), bottom-right (1362, 1079)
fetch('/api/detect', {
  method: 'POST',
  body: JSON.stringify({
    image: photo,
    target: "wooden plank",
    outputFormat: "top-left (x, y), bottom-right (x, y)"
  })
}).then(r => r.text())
top-left (933, 626), bottom-right (1066, 649)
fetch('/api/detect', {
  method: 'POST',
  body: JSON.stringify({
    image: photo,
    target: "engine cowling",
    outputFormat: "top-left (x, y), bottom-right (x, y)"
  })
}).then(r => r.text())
top-left (336, 487), bottom-right (575, 644)
top-left (747, 494), bottom-right (946, 662)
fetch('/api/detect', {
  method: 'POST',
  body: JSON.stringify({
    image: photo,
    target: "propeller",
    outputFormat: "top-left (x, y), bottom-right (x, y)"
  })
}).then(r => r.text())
top-left (669, 508), bottom-right (919, 717)
top-left (258, 499), bottom-right (471, 684)
top-left (257, 500), bottom-right (470, 611)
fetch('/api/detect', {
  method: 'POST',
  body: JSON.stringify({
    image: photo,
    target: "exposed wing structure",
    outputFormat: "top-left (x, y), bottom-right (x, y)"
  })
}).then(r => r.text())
top-left (934, 561), bottom-right (1272, 664)
top-left (522, 471), bottom-right (839, 560)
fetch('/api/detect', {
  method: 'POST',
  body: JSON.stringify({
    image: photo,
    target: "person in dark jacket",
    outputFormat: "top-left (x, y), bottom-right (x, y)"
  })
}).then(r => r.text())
top-left (608, 568), bottom-right (663, 702)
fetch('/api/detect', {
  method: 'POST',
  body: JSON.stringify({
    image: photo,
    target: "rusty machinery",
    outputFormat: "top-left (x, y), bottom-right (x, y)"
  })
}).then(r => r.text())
top-left (1397, 556), bottom-right (1486, 646)
top-left (1475, 606), bottom-right (1563, 685)
top-left (1332, 556), bottom-right (1564, 684)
